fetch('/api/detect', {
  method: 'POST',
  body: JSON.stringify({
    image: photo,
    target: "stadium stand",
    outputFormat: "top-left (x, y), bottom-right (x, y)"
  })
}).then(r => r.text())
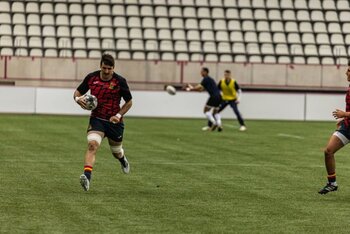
top-left (0, 0), bottom-right (349, 65)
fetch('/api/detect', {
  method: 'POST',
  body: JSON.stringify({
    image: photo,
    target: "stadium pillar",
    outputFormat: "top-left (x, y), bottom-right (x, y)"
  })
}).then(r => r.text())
top-left (3, 56), bottom-right (7, 79)
top-left (180, 61), bottom-right (186, 84)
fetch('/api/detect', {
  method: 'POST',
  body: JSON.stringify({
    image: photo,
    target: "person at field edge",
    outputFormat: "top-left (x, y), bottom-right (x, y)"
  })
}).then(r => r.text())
top-left (73, 53), bottom-right (133, 191)
top-left (203, 70), bottom-right (247, 132)
top-left (186, 67), bottom-right (222, 131)
top-left (319, 61), bottom-right (350, 194)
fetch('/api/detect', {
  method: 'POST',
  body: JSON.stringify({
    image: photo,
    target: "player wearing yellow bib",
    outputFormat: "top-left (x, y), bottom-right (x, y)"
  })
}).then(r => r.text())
top-left (203, 70), bottom-right (246, 131)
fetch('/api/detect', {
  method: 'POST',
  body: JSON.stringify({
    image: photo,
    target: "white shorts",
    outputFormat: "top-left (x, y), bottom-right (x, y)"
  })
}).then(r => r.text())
top-left (333, 131), bottom-right (350, 145)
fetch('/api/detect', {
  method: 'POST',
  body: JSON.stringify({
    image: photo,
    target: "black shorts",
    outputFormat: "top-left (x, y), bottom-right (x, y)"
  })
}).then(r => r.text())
top-left (206, 95), bottom-right (222, 108)
top-left (87, 117), bottom-right (124, 142)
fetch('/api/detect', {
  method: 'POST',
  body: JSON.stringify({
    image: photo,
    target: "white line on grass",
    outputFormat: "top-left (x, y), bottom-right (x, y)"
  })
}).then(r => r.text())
top-left (223, 124), bottom-right (235, 128)
top-left (277, 133), bottom-right (304, 139)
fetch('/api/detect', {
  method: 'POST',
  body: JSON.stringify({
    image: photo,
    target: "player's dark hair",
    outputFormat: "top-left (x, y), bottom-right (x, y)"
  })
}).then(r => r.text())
top-left (202, 67), bottom-right (209, 73)
top-left (224, 70), bottom-right (231, 73)
top-left (100, 53), bottom-right (115, 67)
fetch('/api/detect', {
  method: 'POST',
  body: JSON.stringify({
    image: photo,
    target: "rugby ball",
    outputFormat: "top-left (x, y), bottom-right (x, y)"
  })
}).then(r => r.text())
top-left (84, 94), bottom-right (98, 110)
top-left (166, 85), bottom-right (176, 95)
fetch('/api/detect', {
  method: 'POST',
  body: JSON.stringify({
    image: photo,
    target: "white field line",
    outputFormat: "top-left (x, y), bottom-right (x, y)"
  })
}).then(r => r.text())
top-left (277, 133), bottom-right (304, 139)
top-left (223, 124), bottom-right (236, 128)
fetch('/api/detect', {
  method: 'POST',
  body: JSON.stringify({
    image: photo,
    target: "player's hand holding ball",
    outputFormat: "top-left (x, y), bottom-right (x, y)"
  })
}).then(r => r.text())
top-left (75, 96), bottom-right (89, 110)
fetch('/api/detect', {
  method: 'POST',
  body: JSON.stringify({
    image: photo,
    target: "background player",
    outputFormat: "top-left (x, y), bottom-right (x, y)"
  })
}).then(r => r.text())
top-left (186, 67), bottom-right (222, 131)
top-left (203, 70), bottom-right (246, 132)
top-left (73, 54), bottom-right (133, 191)
top-left (318, 61), bottom-right (350, 194)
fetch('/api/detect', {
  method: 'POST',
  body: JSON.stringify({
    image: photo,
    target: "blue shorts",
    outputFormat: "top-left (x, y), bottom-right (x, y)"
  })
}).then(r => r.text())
top-left (87, 117), bottom-right (124, 142)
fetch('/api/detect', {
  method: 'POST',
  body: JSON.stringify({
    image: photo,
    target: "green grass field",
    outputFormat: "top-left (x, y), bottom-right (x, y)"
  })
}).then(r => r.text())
top-left (2, 114), bottom-right (350, 233)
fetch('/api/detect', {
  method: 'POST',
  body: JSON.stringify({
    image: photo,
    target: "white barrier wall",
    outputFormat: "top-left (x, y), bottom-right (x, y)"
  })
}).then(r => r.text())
top-left (1, 57), bottom-right (348, 90)
top-left (0, 87), bottom-right (345, 121)
top-left (305, 93), bottom-right (345, 121)
top-left (35, 88), bottom-right (87, 115)
top-left (0, 87), bottom-right (36, 113)
top-left (238, 92), bottom-right (306, 120)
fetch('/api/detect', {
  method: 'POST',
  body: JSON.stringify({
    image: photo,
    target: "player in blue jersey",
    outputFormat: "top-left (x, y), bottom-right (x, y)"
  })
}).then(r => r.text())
top-left (319, 62), bottom-right (350, 194)
top-left (74, 54), bottom-right (133, 191)
top-left (186, 67), bottom-right (222, 131)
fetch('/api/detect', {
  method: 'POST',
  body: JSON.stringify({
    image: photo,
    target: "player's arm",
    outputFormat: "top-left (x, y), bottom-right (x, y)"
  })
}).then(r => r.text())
top-left (119, 99), bottom-right (133, 116)
top-left (186, 83), bottom-right (204, 91)
top-left (110, 99), bottom-right (132, 123)
top-left (110, 77), bottom-right (133, 123)
top-left (73, 90), bottom-right (89, 110)
top-left (73, 75), bottom-right (91, 109)
top-left (73, 74), bottom-right (91, 109)
top-left (217, 80), bottom-right (222, 90)
top-left (234, 81), bottom-right (242, 103)
top-left (333, 109), bottom-right (350, 119)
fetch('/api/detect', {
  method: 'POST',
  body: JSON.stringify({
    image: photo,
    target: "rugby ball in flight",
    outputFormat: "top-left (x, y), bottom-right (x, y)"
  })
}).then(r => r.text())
top-left (166, 85), bottom-right (176, 95)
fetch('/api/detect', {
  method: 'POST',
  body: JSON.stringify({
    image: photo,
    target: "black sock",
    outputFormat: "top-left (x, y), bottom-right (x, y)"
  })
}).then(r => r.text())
top-left (84, 165), bottom-right (92, 180)
top-left (118, 156), bottom-right (126, 167)
top-left (327, 173), bottom-right (336, 184)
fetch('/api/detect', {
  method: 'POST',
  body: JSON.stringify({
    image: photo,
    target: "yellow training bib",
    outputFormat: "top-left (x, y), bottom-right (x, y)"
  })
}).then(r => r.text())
top-left (220, 78), bottom-right (237, 101)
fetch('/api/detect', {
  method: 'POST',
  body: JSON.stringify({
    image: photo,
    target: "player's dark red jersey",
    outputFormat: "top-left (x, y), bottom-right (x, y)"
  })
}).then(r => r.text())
top-left (77, 70), bottom-right (132, 121)
top-left (344, 86), bottom-right (350, 127)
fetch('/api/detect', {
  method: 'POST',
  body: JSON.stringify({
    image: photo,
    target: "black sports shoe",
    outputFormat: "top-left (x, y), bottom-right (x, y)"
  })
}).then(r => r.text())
top-left (318, 183), bottom-right (338, 194)
top-left (210, 124), bottom-right (218, 131)
top-left (218, 127), bottom-right (223, 132)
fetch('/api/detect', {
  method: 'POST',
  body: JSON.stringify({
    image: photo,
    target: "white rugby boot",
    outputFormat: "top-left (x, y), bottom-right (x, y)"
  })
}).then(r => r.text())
top-left (239, 126), bottom-right (247, 131)
top-left (120, 156), bottom-right (130, 174)
top-left (80, 174), bottom-right (90, 191)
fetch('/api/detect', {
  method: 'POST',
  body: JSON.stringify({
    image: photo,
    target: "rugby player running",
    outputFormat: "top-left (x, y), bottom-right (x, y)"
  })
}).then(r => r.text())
top-left (319, 61), bottom-right (350, 194)
top-left (73, 54), bottom-right (132, 191)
